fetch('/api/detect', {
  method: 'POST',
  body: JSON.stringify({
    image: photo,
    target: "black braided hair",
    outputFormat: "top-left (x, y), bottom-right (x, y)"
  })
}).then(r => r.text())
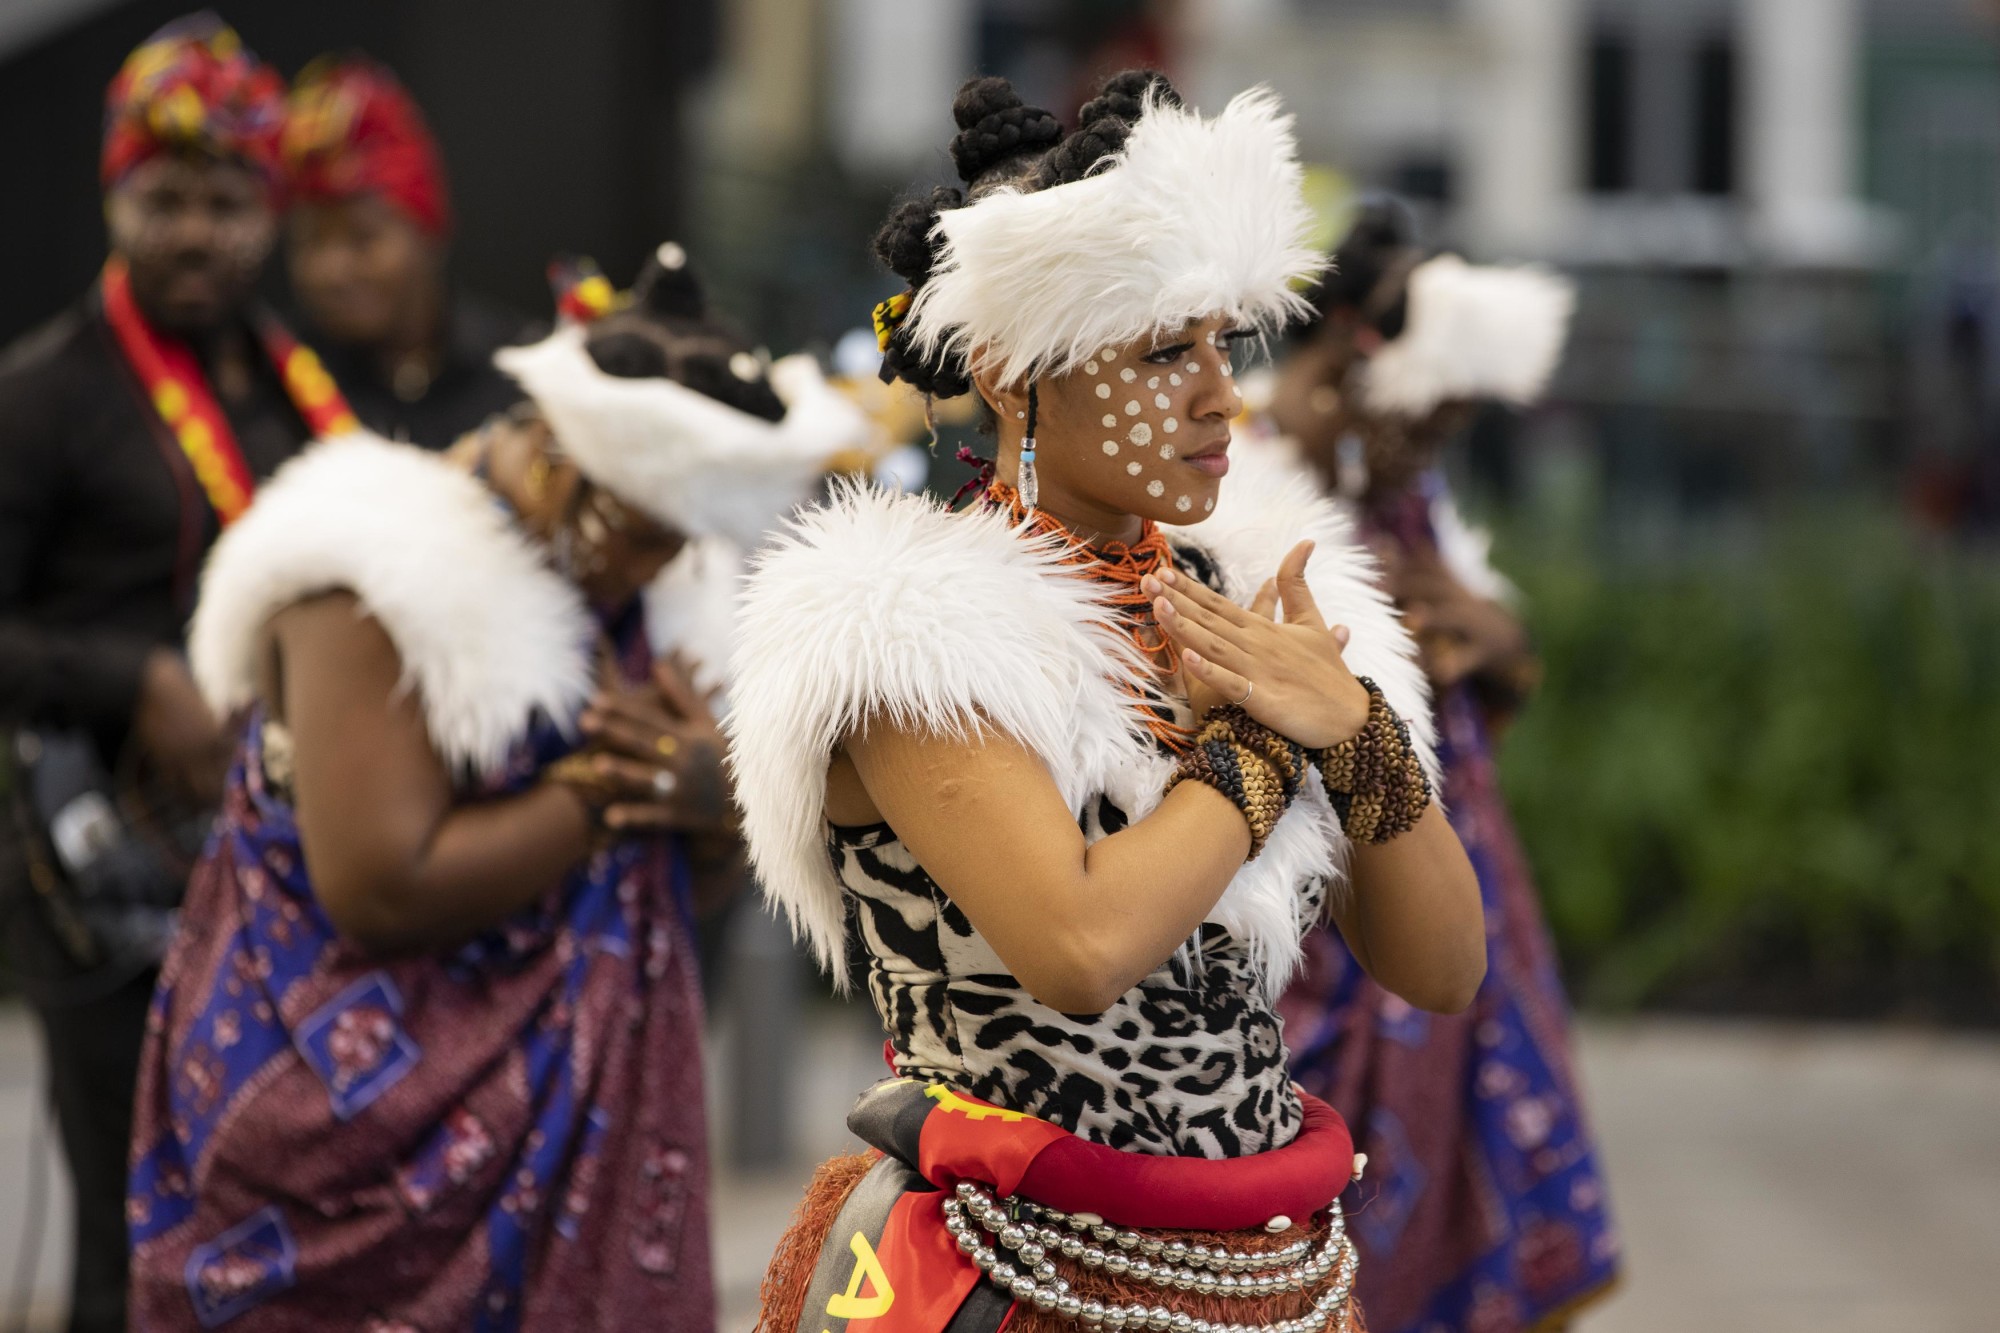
top-left (1078, 68), bottom-right (1181, 129)
top-left (584, 242), bottom-right (785, 421)
top-left (948, 75), bottom-right (1064, 189)
top-left (1298, 195), bottom-right (1420, 342)
top-left (872, 69), bottom-right (1181, 396)
top-left (871, 185), bottom-right (972, 398)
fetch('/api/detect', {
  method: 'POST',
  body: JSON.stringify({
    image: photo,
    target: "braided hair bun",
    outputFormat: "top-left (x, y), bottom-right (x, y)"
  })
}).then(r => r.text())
top-left (584, 241), bottom-right (786, 421)
top-left (1078, 68), bottom-right (1181, 127)
top-left (871, 70), bottom-right (1177, 396)
top-left (949, 75), bottom-right (1063, 188)
top-left (1040, 70), bottom-right (1181, 189)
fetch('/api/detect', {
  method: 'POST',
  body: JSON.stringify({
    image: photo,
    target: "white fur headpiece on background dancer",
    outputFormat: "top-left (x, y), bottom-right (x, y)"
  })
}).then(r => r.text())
top-left (194, 252), bottom-right (871, 777)
top-left (1360, 255), bottom-right (1575, 417)
top-left (496, 328), bottom-right (872, 552)
top-left (905, 88), bottom-right (1324, 387)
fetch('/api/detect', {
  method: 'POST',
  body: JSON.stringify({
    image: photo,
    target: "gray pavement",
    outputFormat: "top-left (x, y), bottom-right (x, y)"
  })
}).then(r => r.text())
top-left (2, 1001), bottom-right (1996, 1331)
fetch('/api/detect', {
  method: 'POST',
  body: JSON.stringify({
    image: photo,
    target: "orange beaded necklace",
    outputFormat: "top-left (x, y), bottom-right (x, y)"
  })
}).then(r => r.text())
top-left (984, 480), bottom-right (1192, 752)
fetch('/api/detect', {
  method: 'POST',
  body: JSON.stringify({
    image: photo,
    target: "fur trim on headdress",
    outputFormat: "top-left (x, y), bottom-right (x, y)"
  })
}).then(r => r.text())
top-left (725, 445), bottom-right (1432, 996)
top-left (495, 327), bottom-right (871, 550)
top-left (189, 435), bottom-right (595, 776)
top-left (1360, 255), bottom-right (1575, 417)
top-left (907, 88), bottom-right (1322, 389)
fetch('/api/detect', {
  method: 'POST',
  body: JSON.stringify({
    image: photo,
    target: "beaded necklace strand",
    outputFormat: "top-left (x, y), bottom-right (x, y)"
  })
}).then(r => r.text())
top-left (984, 480), bottom-right (1192, 752)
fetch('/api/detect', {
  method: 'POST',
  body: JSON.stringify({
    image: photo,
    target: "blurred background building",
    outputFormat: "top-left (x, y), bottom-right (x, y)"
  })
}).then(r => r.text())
top-left (1, 1), bottom-right (1997, 1328)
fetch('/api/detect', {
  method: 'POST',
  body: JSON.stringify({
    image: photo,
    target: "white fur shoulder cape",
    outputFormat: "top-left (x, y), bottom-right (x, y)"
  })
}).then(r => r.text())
top-left (190, 433), bottom-right (734, 778)
top-left (726, 446), bottom-right (1436, 996)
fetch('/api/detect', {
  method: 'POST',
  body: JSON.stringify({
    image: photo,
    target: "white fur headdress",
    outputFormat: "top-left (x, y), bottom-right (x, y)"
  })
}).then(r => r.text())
top-left (495, 327), bottom-right (872, 550)
top-left (906, 88), bottom-right (1323, 388)
top-left (1360, 254), bottom-right (1575, 417)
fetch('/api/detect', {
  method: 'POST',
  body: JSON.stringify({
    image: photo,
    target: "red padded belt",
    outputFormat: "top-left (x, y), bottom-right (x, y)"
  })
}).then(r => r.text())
top-left (915, 1085), bottom-right (1353, 1232)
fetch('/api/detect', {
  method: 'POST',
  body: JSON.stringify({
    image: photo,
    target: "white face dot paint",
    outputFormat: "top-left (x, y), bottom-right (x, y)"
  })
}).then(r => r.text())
top-left (1119, 367), bottom-right (1137, 383)
top-left (1147, 376), bottom-right (1160, 389)
top-left (1084, 360), bottom-right (1099, 375)
top-left (1176, 495), bottom-right (1193, 512)
top-left (1095, 383), bottom-right (1111, 399)
top-left (1125, 399), bottom-right (1142, 416)
top-left (1102, 414), bottom-right (1118, 428)
top-left (1126, 461), bottom-right (1143, 475)
top-left (1154, 393), bottom-right (1170, 409)
top-left (1127, 422), bottom-right (1153, 445)
top-left (1205, 331), bottom-right (1217, 345)
top-left (1163, 416), bottom-right (1179, 433)
top-left (1220, 361), bottom-right (1233, 377)
top-left (1170, 373), bottom-right (1182, 386)
top-left (1186, 361), bottom-right (1201, 374)
top-left (1100, 347), bottom-right (1117, 361)
top-left (1204, 497), bottom-right (1215, 512)
top-left (1102, 440), bottom-right (1119, 455)
top-left (1159, 444), bottom-right (1176, 460)
top-left (1146, 479), bottom-right (1165, 498)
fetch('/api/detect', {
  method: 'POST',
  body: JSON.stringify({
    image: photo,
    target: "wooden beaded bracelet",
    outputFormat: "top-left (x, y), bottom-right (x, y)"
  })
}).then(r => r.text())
top-left (1164, 705), bottom-right (1309, 859)
top-left (1311, 677), bottom-right (1432, 845)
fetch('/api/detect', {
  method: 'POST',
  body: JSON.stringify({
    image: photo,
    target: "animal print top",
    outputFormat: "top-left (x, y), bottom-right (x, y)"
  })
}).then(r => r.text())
top-left (826, 546), bottom-right (1318, 1159)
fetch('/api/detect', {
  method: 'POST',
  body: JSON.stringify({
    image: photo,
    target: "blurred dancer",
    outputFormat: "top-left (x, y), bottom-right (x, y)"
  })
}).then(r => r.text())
top-left (732, 73), bottom-right (1483, 1333)
top-left (125, 243), bottom-right (865, 1329)
top-left (0, 18), bottom-right (344, 1330)
top-left (1266, 200), bottom-right (1620, 1333)
top-left (283, 55), bottom-right (530, 447)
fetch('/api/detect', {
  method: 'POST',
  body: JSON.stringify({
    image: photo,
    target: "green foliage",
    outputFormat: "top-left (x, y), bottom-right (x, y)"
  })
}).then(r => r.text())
top-left (1493, 508), bottom-right (2000, 1019)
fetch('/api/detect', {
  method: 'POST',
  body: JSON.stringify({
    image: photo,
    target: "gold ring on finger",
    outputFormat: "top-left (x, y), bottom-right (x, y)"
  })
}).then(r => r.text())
top-left (655, 735), bottom-right (679, 758)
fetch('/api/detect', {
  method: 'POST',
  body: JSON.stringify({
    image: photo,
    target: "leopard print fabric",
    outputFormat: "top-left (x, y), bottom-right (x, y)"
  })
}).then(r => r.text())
top-left (825, 546), bottom-right (1319, 1159)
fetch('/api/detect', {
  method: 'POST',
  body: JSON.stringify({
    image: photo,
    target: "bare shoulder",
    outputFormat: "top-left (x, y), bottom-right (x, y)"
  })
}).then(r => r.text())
top-left (265, 591), bottom-right (407, 719)
top-left (839, 714), bottom-right (1054, 826)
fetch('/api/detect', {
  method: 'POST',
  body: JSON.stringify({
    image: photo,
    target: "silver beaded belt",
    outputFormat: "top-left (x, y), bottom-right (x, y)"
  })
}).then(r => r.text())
top-left (942, 1181), bottom-right (1359, 1333)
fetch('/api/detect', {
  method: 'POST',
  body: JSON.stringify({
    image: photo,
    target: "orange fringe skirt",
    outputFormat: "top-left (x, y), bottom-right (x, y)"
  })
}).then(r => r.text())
top-left (755, 1153), bottom-right (1366, 1333)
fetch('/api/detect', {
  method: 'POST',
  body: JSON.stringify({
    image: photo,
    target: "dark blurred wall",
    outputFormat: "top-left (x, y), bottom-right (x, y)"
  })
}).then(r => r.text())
top-left (0, 0), bottom-right (717, 345)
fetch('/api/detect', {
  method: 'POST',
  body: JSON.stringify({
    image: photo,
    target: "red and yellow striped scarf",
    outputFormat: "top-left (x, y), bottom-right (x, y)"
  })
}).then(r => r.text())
top-left (101, 256), bottom-right (357, 525)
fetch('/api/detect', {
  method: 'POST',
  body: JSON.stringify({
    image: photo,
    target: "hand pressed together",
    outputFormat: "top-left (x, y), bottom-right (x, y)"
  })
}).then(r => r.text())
top-left (1144, 539), bottom-right (1370, 749)
top-left (573, 653), bottom-right (735, 836)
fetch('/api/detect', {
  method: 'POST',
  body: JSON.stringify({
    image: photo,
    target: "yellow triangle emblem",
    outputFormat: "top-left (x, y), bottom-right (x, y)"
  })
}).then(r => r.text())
top-left (824, 1230), bottom-right (896, 1323)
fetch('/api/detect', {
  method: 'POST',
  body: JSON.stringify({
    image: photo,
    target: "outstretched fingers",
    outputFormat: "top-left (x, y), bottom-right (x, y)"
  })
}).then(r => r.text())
top-left (1154, 594), bottom-right (1253, 673)
top-left (1249, 577), bottom-right (1279, 621)
top-left (1153, 564), bottom-right (1262, 628)
top-left (1275, 540), bottom-right (1325, 629)
top-left (1182, 649), bottom-right (1251, 707)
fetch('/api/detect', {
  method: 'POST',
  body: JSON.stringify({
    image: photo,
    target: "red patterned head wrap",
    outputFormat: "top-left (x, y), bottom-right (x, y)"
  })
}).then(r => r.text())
top-left (282, 56), bottom-right (453, 239)
top-left (100, 13), bottom-right (286, 192)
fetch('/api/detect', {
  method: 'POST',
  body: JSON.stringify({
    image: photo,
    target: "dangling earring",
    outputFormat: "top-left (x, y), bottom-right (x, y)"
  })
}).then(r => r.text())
top-left (525, 450), bottom-right (552, 503)
top-left (1018, 381), bottom-right (1040, 513)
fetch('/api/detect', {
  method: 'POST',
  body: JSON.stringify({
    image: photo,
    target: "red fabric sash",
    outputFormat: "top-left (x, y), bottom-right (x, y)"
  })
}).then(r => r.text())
top-left (101, 257), bottom-right (357, 525)
top-left (819, 1082), bottom-right (1357, 1333)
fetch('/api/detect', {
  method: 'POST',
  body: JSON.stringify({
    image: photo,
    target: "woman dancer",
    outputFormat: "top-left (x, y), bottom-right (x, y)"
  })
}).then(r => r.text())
top-left (125, 244), bottom-right (863, 1330)
top-left (282, 54), bottom-right (532, 447)
top-left (1267, 201), bottom-right (1620, 1333)
top-left (728, 74), bottom-right (1485, 1333)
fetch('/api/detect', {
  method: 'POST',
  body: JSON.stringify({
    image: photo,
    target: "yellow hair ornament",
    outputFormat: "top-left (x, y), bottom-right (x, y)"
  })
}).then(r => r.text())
top-left (871, 290), bottom-right (912, 353)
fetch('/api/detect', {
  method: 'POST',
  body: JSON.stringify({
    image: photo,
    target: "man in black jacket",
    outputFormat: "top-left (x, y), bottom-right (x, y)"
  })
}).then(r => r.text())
top-left (0, 17), bottom-right (347, 1331)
